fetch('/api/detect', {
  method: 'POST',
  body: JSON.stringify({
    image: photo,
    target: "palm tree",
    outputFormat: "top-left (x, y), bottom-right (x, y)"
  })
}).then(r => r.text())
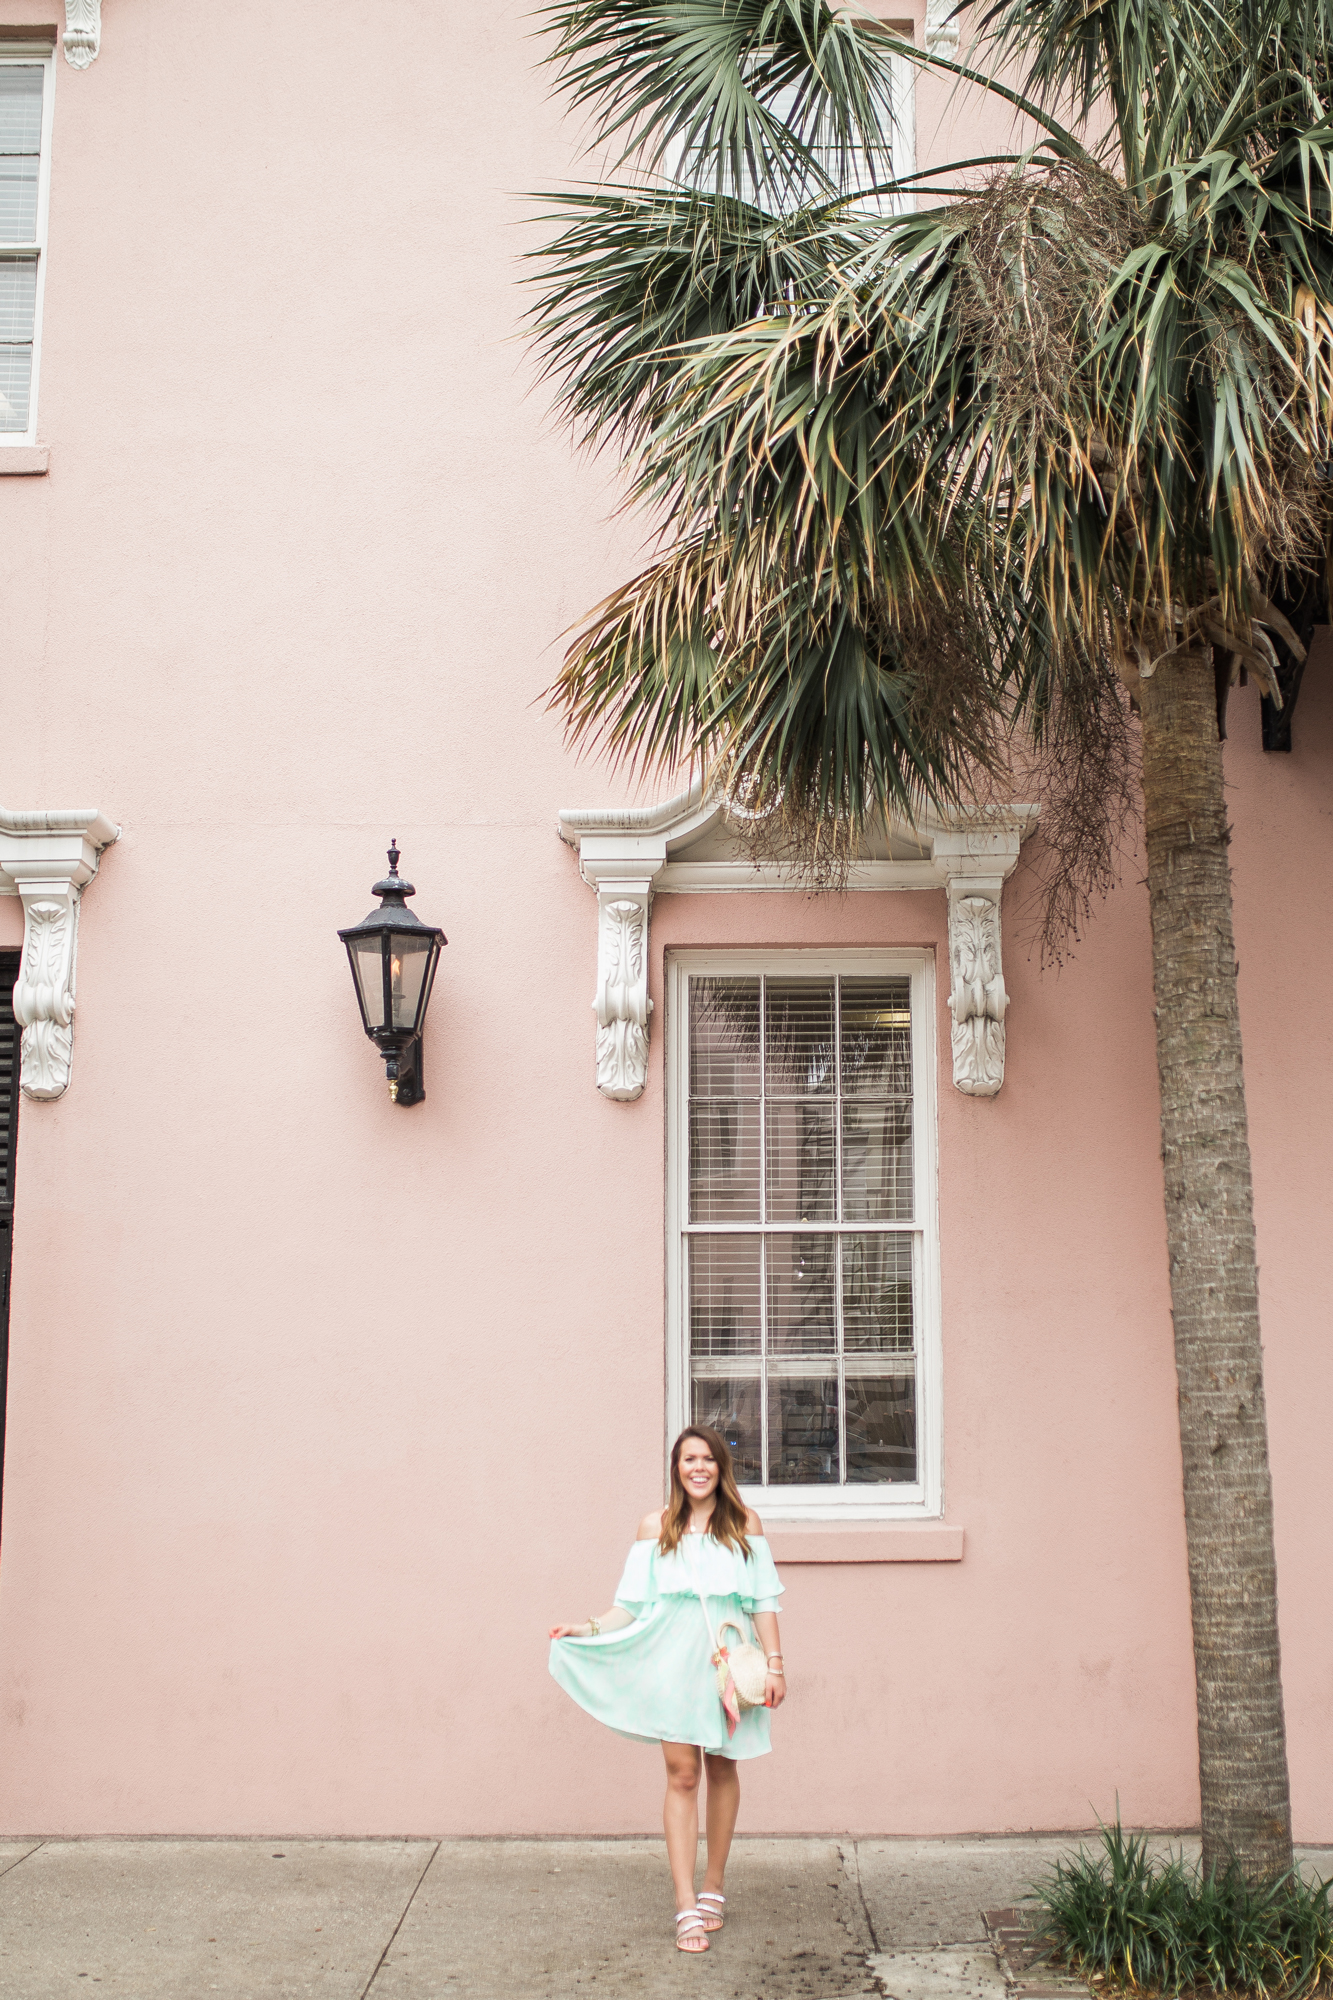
top-left (530, 0), bottom-right (1333, 1878)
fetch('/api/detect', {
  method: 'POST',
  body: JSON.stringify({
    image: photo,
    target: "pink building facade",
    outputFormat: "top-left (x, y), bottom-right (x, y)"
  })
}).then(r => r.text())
top-left (0, 0), bottom-right (1329, 1840)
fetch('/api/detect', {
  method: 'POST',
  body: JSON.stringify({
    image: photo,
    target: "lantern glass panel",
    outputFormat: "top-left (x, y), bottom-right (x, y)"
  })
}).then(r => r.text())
top-left (349, 936), bottom-right (387, 1030)
top-left (389, 933), bottom-right (434, 1032)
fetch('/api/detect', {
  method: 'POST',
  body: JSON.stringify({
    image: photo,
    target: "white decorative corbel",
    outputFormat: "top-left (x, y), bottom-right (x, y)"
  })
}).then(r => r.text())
top-left (924, 0), bottom-right (960, 58)
top-left (559, 785), bottom-right (1035, 1102)
top-left (558, 793), bottom-right (707, 1103)
top-left (945, 886), bottom-right (1009, 1095)
top-left (595, 888), bottom-right (653, 1101)
top-left (929, 820), bottom-right (1029, 1097)
top-left (0, 807), bottom-right (120, 1100)
top-left (63, 0), bottom-right (101, 68)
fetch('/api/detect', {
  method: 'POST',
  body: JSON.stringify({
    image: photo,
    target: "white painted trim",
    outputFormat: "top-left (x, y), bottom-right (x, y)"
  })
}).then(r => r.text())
top-left (560, 784), bottom-right (1036, 1098)
top-left (0, 807), bottom-right (120, 1100)
top-left (889, 42), bottom-right (916, 215)
top-left (665, 946), bottom-right (943, 1522)
top-left (63, 0), bottom-right (101, 69)
top-left (923, 0), bottom-right (959, 57)
top-left (0, 45), bottom-right (56, 450)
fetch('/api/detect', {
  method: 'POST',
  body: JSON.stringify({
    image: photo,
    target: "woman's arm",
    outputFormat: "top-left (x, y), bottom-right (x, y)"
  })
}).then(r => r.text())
top-left (548, 1606), bottom-right (633, 1640)
top-left (745, 1514), bottom-right (786, 1708)
top-left (549, 1512), bottom-right (661, 1638)
top-left (751, 1608), bottom-right (786, 1708)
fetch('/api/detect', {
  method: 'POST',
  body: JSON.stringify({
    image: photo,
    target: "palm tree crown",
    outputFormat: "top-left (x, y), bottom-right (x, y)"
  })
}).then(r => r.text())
top-left (533, 0), bottom-right (1333, 878)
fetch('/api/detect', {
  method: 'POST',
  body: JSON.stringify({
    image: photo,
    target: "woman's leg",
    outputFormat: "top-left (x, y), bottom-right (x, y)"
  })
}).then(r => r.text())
top-left (662, 1741), bottom-right (704, 1939)
top-left (701, 1751), bottom-right (741, 1897)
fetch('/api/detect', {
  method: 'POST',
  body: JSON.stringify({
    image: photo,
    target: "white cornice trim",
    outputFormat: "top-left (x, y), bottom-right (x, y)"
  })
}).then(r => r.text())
top-left (558, 784), bottom-right (1037, 1100)
top-left (0, 806), bottom-right (119, 849)
top-left (0, 806), bottom-right (120, 1100)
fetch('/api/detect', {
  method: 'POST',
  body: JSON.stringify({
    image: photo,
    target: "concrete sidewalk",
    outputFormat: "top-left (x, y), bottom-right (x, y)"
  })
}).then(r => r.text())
top-left (0, 1835), bottom-right (1327, 2000)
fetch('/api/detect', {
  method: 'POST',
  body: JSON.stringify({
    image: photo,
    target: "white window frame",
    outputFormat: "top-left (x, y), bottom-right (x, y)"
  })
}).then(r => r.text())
top-left (665, 947), bottom-right (942, 1522)
top-left (0, 43), bottom-right (56, 450)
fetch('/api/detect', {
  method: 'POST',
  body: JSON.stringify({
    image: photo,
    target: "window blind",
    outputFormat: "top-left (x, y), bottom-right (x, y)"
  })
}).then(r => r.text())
top-left (685, 972), bottom-right (920, 1489)
top-left (0, 65), bottom-right (43, 434)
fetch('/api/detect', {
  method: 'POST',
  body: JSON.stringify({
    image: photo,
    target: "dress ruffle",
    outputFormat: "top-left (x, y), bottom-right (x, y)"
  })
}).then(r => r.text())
top-left (613, 1534), bottom-right (784, 1616)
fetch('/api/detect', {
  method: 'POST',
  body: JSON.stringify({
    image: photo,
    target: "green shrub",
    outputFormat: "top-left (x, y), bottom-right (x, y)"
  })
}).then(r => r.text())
top-left (1032, 1821), bottom-right (1333, 1997)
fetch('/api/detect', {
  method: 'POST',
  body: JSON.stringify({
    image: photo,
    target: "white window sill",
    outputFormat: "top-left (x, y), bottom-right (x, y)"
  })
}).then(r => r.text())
top-left (767, 1523), bottom-right (964, 1564)
top-left (0, 449), bottom-right (49, 475)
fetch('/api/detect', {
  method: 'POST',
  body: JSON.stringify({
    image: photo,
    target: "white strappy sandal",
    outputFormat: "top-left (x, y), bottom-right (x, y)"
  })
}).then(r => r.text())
top-left (675, 1908), bottom-right (710, 1952)
top-left (698, 1891), bottom-right (726, 1931)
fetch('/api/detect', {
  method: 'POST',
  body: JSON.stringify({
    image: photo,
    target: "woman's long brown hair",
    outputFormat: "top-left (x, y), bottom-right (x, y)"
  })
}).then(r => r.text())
top-left (658, 1426), bottom-right (752, 1558)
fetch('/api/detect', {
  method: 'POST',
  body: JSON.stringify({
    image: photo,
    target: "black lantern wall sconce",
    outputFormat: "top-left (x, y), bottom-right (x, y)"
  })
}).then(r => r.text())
top-left (338, 844), bottom-right (447, 1105)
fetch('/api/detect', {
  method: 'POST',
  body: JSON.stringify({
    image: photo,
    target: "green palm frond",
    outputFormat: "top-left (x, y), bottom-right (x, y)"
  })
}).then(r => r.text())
top-left (542, 0), bottom-right (909, 202)
top-left (527, 184), bottom-right (879, 454)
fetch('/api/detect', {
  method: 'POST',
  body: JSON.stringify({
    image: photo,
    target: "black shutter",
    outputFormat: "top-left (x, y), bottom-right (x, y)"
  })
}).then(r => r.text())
top-left (0, 950), bottom-right (18, 1539)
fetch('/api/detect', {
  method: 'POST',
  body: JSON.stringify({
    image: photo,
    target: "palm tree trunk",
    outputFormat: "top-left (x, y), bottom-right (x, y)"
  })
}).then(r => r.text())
top-left (1137, 648), bottom-right (1293, 1882)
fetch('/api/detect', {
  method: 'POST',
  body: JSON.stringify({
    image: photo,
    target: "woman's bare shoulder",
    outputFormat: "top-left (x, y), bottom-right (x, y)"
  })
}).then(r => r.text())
top-left (636, 1508), bottom-right (666, 1541)
top-left (744, 1509), bottom-right (764, 1534)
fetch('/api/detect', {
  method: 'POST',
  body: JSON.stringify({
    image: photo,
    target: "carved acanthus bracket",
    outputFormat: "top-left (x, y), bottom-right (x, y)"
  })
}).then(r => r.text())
top-left (924, 0), bottom-right (961, 58)
top-left (0, 807), bottom-right (120, 1100)
top-left (63, 0), bottom-right (101, 68)
top-left (594, 888), bottom-right (653, 1101)
top-left (946, 885), bottom-right (1008, 1096)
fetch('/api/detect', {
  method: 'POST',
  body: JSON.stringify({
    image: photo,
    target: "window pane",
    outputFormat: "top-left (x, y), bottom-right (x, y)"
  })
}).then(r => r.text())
top-left (690, 978), bottom-right (759, 1098)
top-left (691, 1372), bottom-right (761, 1484)
top-left (0, 340), bottom-right (31, 433)
top-left (349, 936), bottom-right (386, 1029)
top-left (388, 936), bottom-right (431, 1032)
top-left (764, 980), bottom-right (834, 1095)
top-left (768, 1373), bottom-right (839, 1484)
top-left (842, 1100), bottom-right (913, 1220)
top-left (846, 1376), bottom-right (916, 1483)
top-left (0, 69), bottom-right (43, 156)
top-left (765, 1098), bottom-right (833, 1222)
top-left (689, 1234), bottom-right (760, 1356)
top-left (766, 1232), bottom-right (835, 1353)
top-left (0, 256), bottom-right (34, 340)
top-left (689, 1099), bottom-right (760, 1222)
top-left (840, 977), bottom-right (912, 1096)
top-left (0, 156), bottom-right (37, 242)
top-left (843, 1233), bottom-right (914, 1352)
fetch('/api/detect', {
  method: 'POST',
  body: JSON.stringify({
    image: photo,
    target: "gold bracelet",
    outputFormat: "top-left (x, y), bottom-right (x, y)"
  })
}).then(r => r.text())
top-left (588, 1617), bottom-right (601, 1636)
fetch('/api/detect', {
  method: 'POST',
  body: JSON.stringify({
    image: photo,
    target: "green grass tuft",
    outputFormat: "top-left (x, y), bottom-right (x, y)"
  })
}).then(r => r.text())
top-left (1032, 1821), bottom-right (1333, 1998)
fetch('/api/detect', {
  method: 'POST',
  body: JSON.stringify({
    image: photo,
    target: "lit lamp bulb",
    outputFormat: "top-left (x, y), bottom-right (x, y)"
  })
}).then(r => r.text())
top-left (388, 953), bottom-right (406, 1099)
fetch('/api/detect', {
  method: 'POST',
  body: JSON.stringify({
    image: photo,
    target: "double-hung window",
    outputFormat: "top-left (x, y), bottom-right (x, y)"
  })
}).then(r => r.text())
top-left (0, 46), bottom-right (53, 445)
top-left (667, 951), bottom-right (940, 1519)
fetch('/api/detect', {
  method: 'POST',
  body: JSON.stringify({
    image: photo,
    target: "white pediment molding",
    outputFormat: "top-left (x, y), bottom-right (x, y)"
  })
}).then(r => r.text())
top-left (558, 781), bottom-right (1037, 1101)
top-left (0, 806), bottom-right (120, 1100)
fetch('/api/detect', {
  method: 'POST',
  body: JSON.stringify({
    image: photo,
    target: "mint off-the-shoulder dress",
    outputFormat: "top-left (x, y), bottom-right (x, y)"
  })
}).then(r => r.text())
top-left (549, 1533), bottom-right (784, 1760)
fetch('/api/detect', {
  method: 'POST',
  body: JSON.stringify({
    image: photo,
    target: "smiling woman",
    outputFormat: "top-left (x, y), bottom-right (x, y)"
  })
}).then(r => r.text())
top-left (548, 1427), bottom-right (786, 1954)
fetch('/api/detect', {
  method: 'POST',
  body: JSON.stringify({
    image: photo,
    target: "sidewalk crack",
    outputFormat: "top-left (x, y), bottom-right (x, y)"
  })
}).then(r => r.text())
top-left (360, 1840), bottom-right (439, 2000)
top-left (849, 1840), bottom-right (880, 1952)
top-left (0, 1840), bottom-right (45, 1884)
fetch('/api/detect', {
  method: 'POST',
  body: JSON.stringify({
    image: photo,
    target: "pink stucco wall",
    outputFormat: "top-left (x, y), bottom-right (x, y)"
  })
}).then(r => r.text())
top-left (0, 0), bottom-right (1327, 1837)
